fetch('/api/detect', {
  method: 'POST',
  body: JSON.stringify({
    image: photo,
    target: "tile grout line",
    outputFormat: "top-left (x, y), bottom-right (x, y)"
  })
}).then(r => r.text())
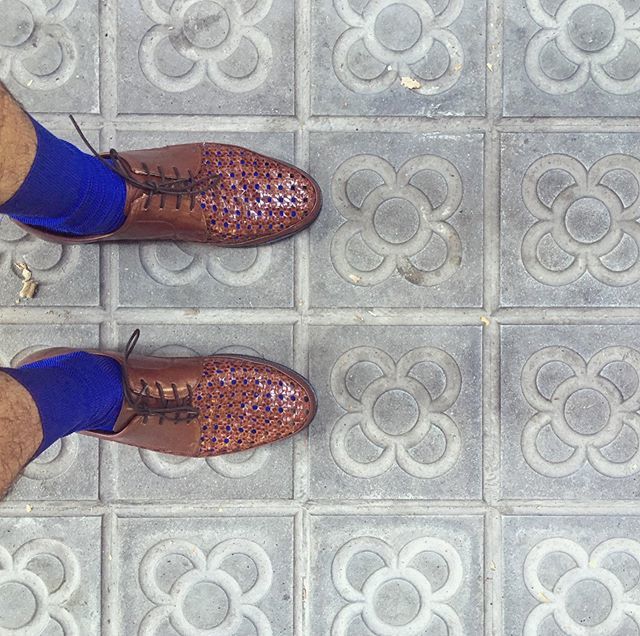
top-left (6, 306), bottom-right (640, 328)
top-left (35, 112), bottom-right (640, 133)
top-left (6, 306), bottom-right (640, 324)
top-left (482, 138), bottom-right (503, 632)
top-left (98, 2), bottom-right (119, 633)
top-left (482, 141), bottom-right (501, 503)
top-left (293, 1), bottom-right (313, 633)
top-left (484, 0), bottom-right (505, 632)
top-left (13, 498), bottom-right (640, 516)
top-left (293, 509), bottom-right (309, 636)
top-left (99, 0), bottom-right (118, 123)
top-left (98, 0), bottom-right (120, 352)
top-left (485, 318), bottom-right (503, 635)
top-left (486, 508), bottom-right (503, 636)
top-left (101, 511), bottom-right (117, 636)
top-left (98, 16), bottom-right (120, 506)
top-left (292, 319), bottom-right (310, 503)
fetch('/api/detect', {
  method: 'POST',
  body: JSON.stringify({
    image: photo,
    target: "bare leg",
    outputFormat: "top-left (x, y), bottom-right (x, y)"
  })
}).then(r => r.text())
top-left (0, 88), bottom-right (41, 496)
top-left (0, 372), bottom-right (42, 498)
top-left (0, 82), bottom-right (36, 205)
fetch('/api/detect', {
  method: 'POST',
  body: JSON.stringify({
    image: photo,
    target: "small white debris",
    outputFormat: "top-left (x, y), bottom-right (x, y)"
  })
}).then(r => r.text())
top-left (349, 274), bottom-right (362, 284)
top-left (487, 63), bottom-right (494, 72)
top-left (400, 76), bottom-right (422, 90)
top-left (480, 316), bottom-right (491, 327)
top-left (14, 262), bottom-right (39, 300)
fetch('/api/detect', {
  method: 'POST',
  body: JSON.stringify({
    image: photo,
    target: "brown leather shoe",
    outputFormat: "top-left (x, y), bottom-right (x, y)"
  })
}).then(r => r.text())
top-left (13, 118), bottom-right (322, 246)
top-left (20, 330), bottom-right (316, 458)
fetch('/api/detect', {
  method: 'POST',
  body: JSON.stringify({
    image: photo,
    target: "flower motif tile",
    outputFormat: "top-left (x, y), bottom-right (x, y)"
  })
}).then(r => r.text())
top-left (501, 325), bottom-right (640, 499)
top-left (310, 515), bottom-right (484, 635)
top-left (311, 0), bottom-right (486, 115)
top-left (503, 516), bottom-right (640, 634)
top-left (310, 132), bottom-right (484, 308)
top-left (138, 0), bottom-right (274, 94)
top-left (501, 133), bottom-right (640, 307)
top-left (309, 326), bottom-right (482, 500)
top-left (0, 517), bottom-right (101, 635)
top-left (116, 516), bottom-right (293, 635)
top-left (331, 154), bottom-right (464, 288)
top-left (522, 154), bottom-right (640, 288)
top-left (504, 0), bottom-right (640, 115)
top-left (117, 0), bottom-right (294, 115)
top-left (115, 130), bottom-right (294, 309)
top-left (0, 0), bottom-right (99, 113)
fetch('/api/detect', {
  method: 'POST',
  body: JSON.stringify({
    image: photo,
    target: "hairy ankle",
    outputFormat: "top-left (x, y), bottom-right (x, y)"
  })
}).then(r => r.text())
top-left (0, 84), bottom-right (36, 205)
top-left (0, 372), bottom-right (42, 498)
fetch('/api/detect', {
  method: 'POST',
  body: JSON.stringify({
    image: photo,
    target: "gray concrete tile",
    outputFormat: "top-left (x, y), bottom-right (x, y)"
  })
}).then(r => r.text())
top-left (503, 515), bottom-right (640, 635)
top-left (0, 123), bottom-right (100, 313)
top-left (501, 324), bottom-right (640, 500)
top-left (103, 323), bottom-right (296, 501)
top-left (5, 434), bottom-right (99, 502)
top-left (0, 121), bottom-right (100, 310)
top-left (0, 516), bottom-right (101, 634)
top-left (311, 0), bottom-right (486, 116)
top-left (501, 133), bottom-right (640, 307)
top-left (504, 0), bottom-right (640, 116)
top-left (308, 326), bottom-right (483, 500)
top-left (0, 320), bottom-right (99, 368)
top-left (310, 514), bottom-right (484, 635)
top-left (116, 516), bottom-right (293, 635)
top-left (309, 132), bottom-right (484, 308)
top-left (0, 218), bottom-right (100, 307)
top-left (115, 129), bottom-right (295, 309)
top-left (0, 0), bottom-right (99, 113)
top-left (0, 122), bottom-right (101, 311)
top-left (41, 124), bottom-right (100, 151)
top-left (116, 0), bottom-right (295, 115)
top-left (0, 324), bottom-right (100, 502)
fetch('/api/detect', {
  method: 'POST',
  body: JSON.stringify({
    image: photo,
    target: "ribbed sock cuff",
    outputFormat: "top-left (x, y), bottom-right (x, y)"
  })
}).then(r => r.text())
top-left (2, 118), bottom-right (126, 236)
top-left (4, 353), bottom-right (123, 455)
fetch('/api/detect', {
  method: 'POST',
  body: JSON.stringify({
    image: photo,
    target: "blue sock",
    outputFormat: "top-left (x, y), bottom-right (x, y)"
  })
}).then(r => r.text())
top-left (4, 352), bottom-right (123, 455)
top-left (0, 118), bottom-right (127, 236)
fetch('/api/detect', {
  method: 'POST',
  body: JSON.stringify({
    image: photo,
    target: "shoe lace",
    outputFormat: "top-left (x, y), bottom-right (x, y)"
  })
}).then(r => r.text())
top-left (69, 115), bottom-right (219, 211)
top-left (121, 329), bottom-right (200, 425)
